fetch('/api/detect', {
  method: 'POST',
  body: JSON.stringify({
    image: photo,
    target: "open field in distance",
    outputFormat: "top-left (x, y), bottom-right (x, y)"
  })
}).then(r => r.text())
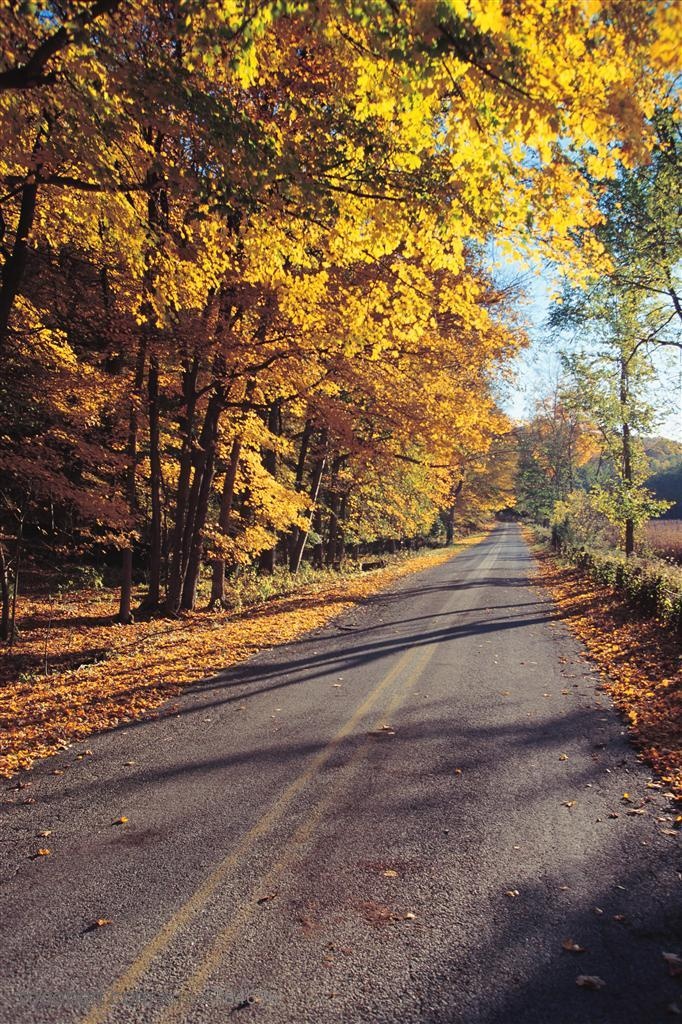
top-left (644, 518), bottom-right (682, 563)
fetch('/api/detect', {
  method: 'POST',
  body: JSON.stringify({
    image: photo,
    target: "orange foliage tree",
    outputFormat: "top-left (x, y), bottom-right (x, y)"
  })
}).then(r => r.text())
top-left (0, 0), bottom-right (679, 630)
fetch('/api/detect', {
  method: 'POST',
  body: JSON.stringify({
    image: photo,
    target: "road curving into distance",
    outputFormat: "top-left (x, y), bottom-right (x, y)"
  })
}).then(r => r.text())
top-left (1, 524), bottom-right (680, 1024)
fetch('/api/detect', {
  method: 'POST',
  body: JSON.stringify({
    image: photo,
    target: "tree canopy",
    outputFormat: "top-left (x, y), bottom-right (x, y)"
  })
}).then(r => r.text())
top-left (1, 0), bottom-right (680, 625)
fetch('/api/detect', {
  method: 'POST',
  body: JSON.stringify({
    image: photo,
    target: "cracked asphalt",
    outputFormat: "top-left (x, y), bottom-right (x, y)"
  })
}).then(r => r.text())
top-left (1, 524), bottom-right (680, 1023)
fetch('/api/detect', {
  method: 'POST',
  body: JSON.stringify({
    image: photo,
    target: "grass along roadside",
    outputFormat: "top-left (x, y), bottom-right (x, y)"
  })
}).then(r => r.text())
top-left (0, 538), bottom-right (484, 779)
top-left (526, 531), bottom-right (682, 804)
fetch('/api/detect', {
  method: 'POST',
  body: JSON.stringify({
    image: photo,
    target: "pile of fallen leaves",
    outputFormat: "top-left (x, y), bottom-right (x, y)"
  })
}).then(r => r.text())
top-left (0, 543), bottom-right (477, 778)
top-left (533, 546), bottom-right (682, 801)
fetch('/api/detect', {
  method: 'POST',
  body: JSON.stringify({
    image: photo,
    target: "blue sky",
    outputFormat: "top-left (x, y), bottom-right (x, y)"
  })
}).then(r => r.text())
top-left (493, 258), bottom-right (682, 442)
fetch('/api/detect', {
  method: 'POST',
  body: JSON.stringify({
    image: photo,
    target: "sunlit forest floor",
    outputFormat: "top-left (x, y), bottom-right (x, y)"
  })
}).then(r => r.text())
top-left (0, 541), bottom-right (483, 779)
top-left (533, 547), bottom-right (682, 806)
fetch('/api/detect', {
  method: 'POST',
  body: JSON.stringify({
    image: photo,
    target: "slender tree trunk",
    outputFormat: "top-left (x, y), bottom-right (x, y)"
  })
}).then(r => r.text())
top-left (444, 479), bottom-right (463, 545)
top-left (444, 508), bottom-right (455, 545)
top-left (620, 356), bottom-right (635, 557)
top-left (325, 493), bottom-right (340, 566)
top-left (180, 390), bottom-right (224, 611)
top-left (294, 420), bottom-right (313, 490)
top-left (324, 455), bottom-right (345, 566)
top-left (8, 511), bottom-right (23, 648)
top-left (334, 493), bottom-right (348, 566)
top-left (288, 419), bottom-right (313, 565)
top-left (290, 435), bottom-right (327, 573)
top-left (145, 354), bottom-right (162, 606)
top-left (258, 399), bottom-right (281, 574)
top-left (311, 507), bottom-right (324, 569)
top-left (209, 438), bottom-right (241, 608)
top-left (0, 542), bottom-right (10, 641)
top-left (165, 356), bottom-right (199, 612)
top-left (118, 334), bottom-right (147, 623)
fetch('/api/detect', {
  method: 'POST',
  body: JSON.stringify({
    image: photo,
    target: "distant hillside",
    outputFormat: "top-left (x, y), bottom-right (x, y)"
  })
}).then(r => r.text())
top-left (645, 438), bottom-right (682, 517)
top-left (644, 437), bottom-right (682, 475)
top-left (577, 437), bottom-right (682, 518)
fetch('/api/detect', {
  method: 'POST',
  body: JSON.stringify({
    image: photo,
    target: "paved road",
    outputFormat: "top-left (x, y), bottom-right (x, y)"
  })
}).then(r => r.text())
top-left (1, 525), bottom-right (680, 1024)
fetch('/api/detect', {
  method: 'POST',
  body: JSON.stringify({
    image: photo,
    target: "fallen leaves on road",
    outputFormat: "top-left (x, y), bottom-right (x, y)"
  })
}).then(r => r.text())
top-left (1, 544), bottom-right (479, 779)
top-left (368, 726), bottom-right (396, 738)
top-left (257, 893), bottom-right (279, 905)
top-left (562, 939), bottom-right (586, 953)
top-left (31, 848), bottom-right (51, 858)
top-left (382, 869), bottom-right (399, 878)
top-left (112, 816), bottom-right (128, 825)
top-left (531, 549), bottom-right (682, 801)
top-left (357, 901), bottom-right (417, 927)
top-left (504, 889), bottom-right (520, 898)
top-left (576, 975), bottom-right (606, 990)
top-left (358, 901), bottom-right (399, 927)
top-left (85, 918), bottom-right (113, 932)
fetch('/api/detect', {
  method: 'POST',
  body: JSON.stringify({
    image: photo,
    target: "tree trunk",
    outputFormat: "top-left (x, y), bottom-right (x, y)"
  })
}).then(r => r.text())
top-left (209, 437), bottom-right (241, 608)
top-left (0, 173), bottom-right (39, 359)
top-left (258, 399), bottom-right (281, 574)
top-left (311, 507), bottom-right (324, 569)
top-left (0, 542), bottom-right (10, 641)
top-left (325, 493), bottom-right (340, 567)
top-left (165, 355), bottom-right (199, 612)
top-left (443, 479), bottom-right (463, 545)
top-left (288, 419), bottom-right (313, 566)
top-left (444, 506), bottom-right (455, 545)
top-left (294, 420), bottom-right (313, 490)
top-left (324, 455), bottom-right (346, 566)
top-left (8, 511), bottom-right (24, 648)
top-left (118, 334), bottom-right (147, 622)
top-left (334, 493), bottom-right (348, 566)
top-left (620, 356), bottom-right (635, 557)
top-left (179, 390), bottom-right (224, 611)
top-left (290, 439), bottom-right (327, 574)
top-left (145, 354), bottom-right (162, 606)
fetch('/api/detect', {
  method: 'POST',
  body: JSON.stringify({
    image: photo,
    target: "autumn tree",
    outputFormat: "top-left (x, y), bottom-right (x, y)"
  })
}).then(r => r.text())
top-left (1, 0), bottom-right (681, 631)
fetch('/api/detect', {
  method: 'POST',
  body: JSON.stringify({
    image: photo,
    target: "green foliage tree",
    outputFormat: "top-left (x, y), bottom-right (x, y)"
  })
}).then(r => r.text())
top-left (556, 288), bottom-right (672, 554)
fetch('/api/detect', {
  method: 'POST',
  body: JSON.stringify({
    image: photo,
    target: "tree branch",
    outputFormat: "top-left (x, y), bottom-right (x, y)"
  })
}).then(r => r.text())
top-left (0, 0), bottom-right (124, 92)
top-left (4, 173), bottom-right (146, 193)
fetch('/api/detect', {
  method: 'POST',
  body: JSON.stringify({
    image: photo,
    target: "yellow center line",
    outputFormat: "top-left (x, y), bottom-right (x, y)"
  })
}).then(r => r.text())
top-left (157, 643), bottom-right (438, 1024)
top-left (82, 642), bottom-right (430, 1024)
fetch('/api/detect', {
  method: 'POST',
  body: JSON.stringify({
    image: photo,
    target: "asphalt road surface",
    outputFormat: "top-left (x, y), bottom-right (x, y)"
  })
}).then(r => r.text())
top-left (1, 524), bottom-right (680, 1024)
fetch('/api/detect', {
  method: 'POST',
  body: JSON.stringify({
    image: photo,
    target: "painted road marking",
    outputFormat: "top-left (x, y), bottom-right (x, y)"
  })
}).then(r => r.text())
top-left (83, 535), bottom-right (494, 1023)
top-left (82, 643), bottom-right (433, 1024)
top-left (157, 644), bottom-right (438, 1024)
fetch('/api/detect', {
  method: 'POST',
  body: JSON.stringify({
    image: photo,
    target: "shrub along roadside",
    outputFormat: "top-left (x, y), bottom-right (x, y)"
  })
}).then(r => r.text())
top-left (532, 525), bottom-right (682, 636)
